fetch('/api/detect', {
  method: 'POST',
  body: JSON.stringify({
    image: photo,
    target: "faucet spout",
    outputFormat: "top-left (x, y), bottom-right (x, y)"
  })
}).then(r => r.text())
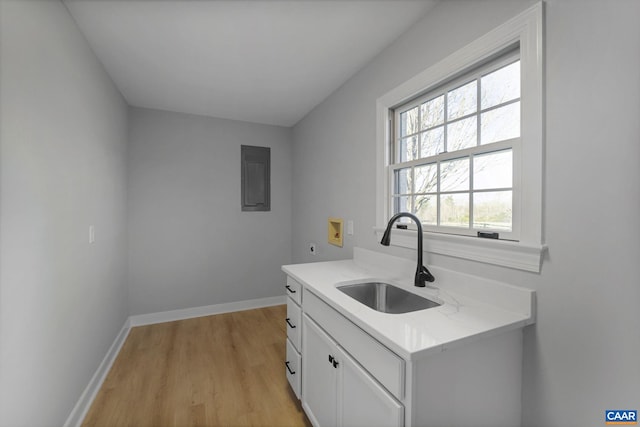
top-left (380, 212), bottom-right (435, 287)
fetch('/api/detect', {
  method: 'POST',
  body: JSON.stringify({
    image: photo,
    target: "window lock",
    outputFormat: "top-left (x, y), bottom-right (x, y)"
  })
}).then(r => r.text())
top-left (477, 231), bottom-right (499, 239)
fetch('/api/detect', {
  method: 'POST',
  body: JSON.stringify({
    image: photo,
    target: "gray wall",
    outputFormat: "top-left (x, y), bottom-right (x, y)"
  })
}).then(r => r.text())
top-left (0, 1), bottom-right (129, 426)
top-left (292, 0), bottom-right (536, 262)
top-left (292, 1), bottom-right (640, 426)
top-left (2, 0), bottom-right (637, 425)
top-left (127, 107), bottom-right (292, 315)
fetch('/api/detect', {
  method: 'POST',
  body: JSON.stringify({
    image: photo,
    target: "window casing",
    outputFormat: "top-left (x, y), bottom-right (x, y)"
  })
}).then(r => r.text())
top-left (375, 2), bottom-right (545, 272)
top-left (390, 53), bottom-right (521, 241)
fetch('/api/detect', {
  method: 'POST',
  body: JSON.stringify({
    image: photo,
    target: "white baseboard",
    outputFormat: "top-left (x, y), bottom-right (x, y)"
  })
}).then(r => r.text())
top-left (128, 295), bottom-right (286, 327)
top-left (64, 295), bottom-right (286, 426)
top-left (63, 320), bottom-right (131, 427)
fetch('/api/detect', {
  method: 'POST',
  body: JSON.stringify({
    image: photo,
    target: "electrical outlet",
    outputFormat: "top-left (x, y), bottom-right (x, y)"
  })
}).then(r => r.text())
top-left (309, 243), bottom-right (317, 255)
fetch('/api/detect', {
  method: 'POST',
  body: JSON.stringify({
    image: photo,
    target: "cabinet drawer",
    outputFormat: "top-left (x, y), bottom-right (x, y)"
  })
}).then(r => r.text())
top-left (286, 297), bottom-right (302, 351)
top-left (285, 276), bottom-right (302, 305)
top-left (285, 338), bottom-right (301, 399)
top-left (305, 290), bottom-right (405, 400)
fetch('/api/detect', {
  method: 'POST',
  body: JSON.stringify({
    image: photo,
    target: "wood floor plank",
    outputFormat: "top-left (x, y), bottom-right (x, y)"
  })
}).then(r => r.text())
top-left (82, 305), bottom-right (310, 427)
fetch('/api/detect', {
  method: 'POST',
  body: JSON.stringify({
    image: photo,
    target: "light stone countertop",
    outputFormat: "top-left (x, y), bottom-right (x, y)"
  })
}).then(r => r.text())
top-left (282, 247), bottom-right (535, 361)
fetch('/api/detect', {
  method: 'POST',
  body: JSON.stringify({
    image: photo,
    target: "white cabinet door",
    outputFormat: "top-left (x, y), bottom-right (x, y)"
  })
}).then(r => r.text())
top-left (338, 347), bottom-right (404, 427)
top-left (303, 314), bottom-right (338, 427)
top-left (303, 313), bottom-right (404, 427)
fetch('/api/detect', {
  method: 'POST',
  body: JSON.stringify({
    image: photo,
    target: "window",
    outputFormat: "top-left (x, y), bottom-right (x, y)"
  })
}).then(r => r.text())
top-left (391, 53), bottom-right (520, 240)
top-left (375, 3), bottom-right (545, 272)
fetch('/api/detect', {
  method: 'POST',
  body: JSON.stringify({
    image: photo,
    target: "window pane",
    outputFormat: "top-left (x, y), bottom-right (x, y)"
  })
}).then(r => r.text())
top-left (440, 158), bottom-right (469, 192)
top-left (473, 191), bottom-right (512, 231)
top-left (481, 102), bottom-right (520, 145)
top-left (473, 150), bottom-right (512, 190)
top-left (393, 195), bottom-right (411, 215)
top-left (393, 168), bottom-right (411, 194)
top-left (414, 163), bottom-right (437, 193)
top-left (421, 95), bottom-right (444, 129)
top-left (447, 116), bottom-right (477, 151)
top-left (400, 106), bottom-right (419, 137)
top-left (481, 61), bottom-right (520, 109)
top-left (447, 80), bottom-right (477, 120)
top-left (440, 193), bottom-right (469, 227)
top-left (415, 195), bottom-right (437, 225)
top-left (399, 136), bottom-right (418, 162)
top-left (420, 127), bottom-right (444, 158)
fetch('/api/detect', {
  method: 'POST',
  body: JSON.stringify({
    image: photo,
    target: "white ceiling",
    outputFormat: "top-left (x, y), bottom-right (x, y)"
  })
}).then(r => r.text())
top-left (64, 0), bottom-right (438, 127)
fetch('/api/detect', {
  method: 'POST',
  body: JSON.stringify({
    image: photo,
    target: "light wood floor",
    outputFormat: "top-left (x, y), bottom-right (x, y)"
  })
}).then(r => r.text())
top-left (82, 305), bottom-right (311, 427)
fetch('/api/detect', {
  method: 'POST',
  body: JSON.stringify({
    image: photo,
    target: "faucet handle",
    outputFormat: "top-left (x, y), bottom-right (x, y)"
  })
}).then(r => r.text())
top-left (420, 265), bottom-right (435, 283)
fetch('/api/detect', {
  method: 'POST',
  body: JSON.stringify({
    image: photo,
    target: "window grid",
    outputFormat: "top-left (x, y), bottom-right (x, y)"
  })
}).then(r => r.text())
top-left (391, 53), bottom-right (519, 238)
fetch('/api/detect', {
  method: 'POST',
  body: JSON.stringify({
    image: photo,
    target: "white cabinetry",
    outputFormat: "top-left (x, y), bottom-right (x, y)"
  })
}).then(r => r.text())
top-left (302, 314), bottom-right (403, 427)
top-left (284, 276), bottom-right (303, 398)
top-left (283, 248), bottom-right (531, 427)
top-left (284, 270), bottom-right (524, 427)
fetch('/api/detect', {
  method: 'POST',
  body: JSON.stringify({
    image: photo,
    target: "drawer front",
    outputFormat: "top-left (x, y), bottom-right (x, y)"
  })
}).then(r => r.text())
top-left (285, 276), bottom-right (302, 305)
top-left (305, 290), bottom-right (405, 400)
top-left (286, 297), bottom-right (302, 351)
top-left (285, 338), bottom-right (301, 399)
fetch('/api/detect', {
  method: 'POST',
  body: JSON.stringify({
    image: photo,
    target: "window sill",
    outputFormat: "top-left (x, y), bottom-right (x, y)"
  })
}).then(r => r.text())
top-left (373, 227), bottom-right (546, 273)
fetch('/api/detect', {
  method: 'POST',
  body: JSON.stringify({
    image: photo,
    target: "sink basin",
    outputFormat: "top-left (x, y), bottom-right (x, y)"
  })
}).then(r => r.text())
top-left (337, 282), bottom-right (441, 314)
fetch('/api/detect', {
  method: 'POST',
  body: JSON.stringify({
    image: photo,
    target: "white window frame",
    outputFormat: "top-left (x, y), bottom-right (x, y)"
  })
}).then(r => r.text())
top-left (375, 2), bottom-right (546, 273)
top-left (391, 52), bottom-right (521, 240)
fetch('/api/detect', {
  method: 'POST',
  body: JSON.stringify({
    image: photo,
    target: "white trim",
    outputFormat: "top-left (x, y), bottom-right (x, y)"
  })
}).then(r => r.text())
top-left (376, 2), bottom-right (544, 272)
top-left (64, 295), bottom-right (286, 426)
top-left (128, 295), bottom-right (286, 327)
top-left (374, 226), bottom-right (546, 273)
top-left (63, 320), bottom-right (131, 427)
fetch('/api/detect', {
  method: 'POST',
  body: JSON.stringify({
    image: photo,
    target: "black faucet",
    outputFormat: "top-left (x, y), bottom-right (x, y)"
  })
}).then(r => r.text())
top-left (380, 212), bottom-right (435, 287)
